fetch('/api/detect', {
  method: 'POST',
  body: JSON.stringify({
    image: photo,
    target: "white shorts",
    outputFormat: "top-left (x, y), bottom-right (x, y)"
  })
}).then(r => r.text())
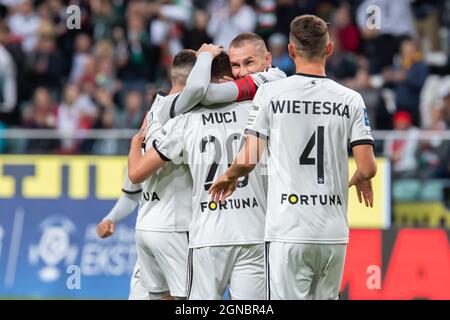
top-left (267, 242), bottom-right (347, 300)
top-left (187, 244), bottom-right (266, 300)
top-left (135, 230), bottom-right (189, 298)
top-left (128, 258), bottom-right (149, 300)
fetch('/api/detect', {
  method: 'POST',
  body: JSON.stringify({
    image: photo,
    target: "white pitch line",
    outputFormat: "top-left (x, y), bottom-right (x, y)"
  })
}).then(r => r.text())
top-left (4, 207), bottom-right (25, 288)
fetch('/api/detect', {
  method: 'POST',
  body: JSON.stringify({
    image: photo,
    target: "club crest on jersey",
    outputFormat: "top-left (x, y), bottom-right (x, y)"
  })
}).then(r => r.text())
top-left (281, 193), bottom-right (343, 206)
top-left (200, 197), bottom-right (259, 212)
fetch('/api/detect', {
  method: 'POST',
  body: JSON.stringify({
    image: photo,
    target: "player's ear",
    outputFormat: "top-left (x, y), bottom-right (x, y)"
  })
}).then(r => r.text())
top-left (265, 51), bottom-right (272, 67)
top-left (288, 43), bottom-right (296, 60)
top-left (325, 41), bottom-right (333, 57)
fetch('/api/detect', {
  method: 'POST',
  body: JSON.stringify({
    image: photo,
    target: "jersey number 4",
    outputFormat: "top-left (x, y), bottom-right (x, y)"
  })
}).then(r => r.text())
top-left (200, 133), bottom-right (249, 190)
top-left (299, 126), bottom-right (325, 184)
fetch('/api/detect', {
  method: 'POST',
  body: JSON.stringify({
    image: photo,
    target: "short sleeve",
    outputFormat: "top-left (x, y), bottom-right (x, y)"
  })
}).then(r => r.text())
top-left (249, 67), bottom-right (286, 87)
top-left (244, 84), bottom-right (270, 141)
top-left (153, 115), bottom-right (188, 163)
top-left (143, 109), bottom-right (163, 151)
top-left (349, 94), bottom-right (374, 148)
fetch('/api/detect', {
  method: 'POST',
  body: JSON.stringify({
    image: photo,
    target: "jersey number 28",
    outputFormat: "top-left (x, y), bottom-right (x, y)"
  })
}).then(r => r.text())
top-left (200, 133), bottom-right (249, 190)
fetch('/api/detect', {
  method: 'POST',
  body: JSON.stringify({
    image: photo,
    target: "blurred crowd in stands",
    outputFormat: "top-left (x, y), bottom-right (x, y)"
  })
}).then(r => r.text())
top-left (0, 0), bottom-right (449, 179)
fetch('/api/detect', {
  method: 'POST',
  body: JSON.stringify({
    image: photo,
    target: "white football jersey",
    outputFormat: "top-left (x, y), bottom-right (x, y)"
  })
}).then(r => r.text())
top-left (250, 67), bottom-right (287, 87)
top-left (154, 102), bottom-right (267, 248)
top-left (246, 73), bottom-right (374, 244)
top-left (135, 93), bottom-right (193, 232)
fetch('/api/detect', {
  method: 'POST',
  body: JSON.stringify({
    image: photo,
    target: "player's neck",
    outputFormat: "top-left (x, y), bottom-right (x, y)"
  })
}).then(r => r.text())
top-left (294, 59), bottom-right (326, 77)
top-left (169, 84), bottom-right (184, 95)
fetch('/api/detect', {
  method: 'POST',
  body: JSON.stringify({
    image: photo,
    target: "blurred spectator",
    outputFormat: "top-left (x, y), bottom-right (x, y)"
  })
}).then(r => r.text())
top-left (79, 87), bottom-right (117, 154)
top-left (384, 111), bottom-right (420, 178)
top-left (441, 84), bottom-right (450, 127)
top-left (383, 38), bottom-right (429, 126)
top-left (96, 57), bottom-right (119, 95)
top-left (94, 87), bottom-right (117, 112)
top-left (207, 0), bottom-right (256, 49)
top-left (268, 33), bottom-right (295, 75)
top-left (25, 29), bottom-right (63, 99)
top-left (69, 33), bottom-right (92, 84)
top-left (91, 108), bottom-right (119, 154)
top-left (22, 87), bottom-right (59, 152)
top-left (78, 55), bottom-right (97, 88)
top-left (117, 89), bottom-right (144, 153)
top-left (90, 0), bottom-right (118, 42)
top-left (274, 0), bottom-right (316, 37)
top-left (0, 21), bottom-right (24, 126)
top-left (412, 0), bottom-right (442, 53)
top-left (255, 0), bottom-right (277, 39)
top-left (332, 3), bottom-right (360, 53)
top-left (326, 28), bottom-right (358, 81)
top-left (117, 90), bottom-right (144, 129)
top-left (357, 0), bottom-right (417, 73)
top-left (8, 0), bottom-right (41, 53)
top-left (144, 84), bottom-right (160, 109)
top-left (149, 0), bottom-right (192, 52)
top-left (57, 84), bottom-right (97, 153)
top-left (347, 65), bottom-right (390, 130)
top-left (182, 9), bottom-right (212, 50)
top-left (118, 13), bottom-right (159, 95)
top-left (22, 87), bottom-right (57, 128)
top-left (0, 25), bottom-right (17, 113)
top-left (418, 107), bottom-right (450, 178)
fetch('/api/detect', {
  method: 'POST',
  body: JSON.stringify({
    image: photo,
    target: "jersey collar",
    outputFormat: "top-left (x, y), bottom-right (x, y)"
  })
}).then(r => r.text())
top-left (296, 72), bottom-right (327, 79)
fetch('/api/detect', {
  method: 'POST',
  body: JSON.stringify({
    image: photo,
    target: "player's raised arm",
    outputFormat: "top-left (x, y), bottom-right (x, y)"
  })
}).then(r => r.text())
top-left (128, 114), bottom-right (187, 184)
top-left (128, 132), bottom-right (167, 184)
top-left (209, 82), bottom-right (270, 202)
top-left (170, 44), bottom-right (223, 117)
top-left (208, 134), bottom-right (266, 203)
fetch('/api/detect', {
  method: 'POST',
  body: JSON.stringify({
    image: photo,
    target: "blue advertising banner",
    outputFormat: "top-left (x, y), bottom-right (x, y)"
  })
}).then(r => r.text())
top-left (0, 156), bottom-right (136, 299)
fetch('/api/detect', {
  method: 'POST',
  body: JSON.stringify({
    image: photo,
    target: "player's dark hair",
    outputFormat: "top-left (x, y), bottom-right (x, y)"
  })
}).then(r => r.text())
top-left (170, 49), bottom-right (197, 85)
top-left (211, 52), bottom-right (233, 81)
top-left (172, 49), bottom-right (197, 69)
top-left (290, 15), bottom-right (329, 61)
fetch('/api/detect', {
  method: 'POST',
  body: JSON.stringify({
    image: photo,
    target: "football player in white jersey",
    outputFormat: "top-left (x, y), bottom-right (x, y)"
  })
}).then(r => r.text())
top-left (209, 15), bottom-right (377, 300)
top-left (128, 53), bottom-right (267, 300)
top-left (133, 45), bottom-right (225, 300)
top-left (96, 46), bottom-right (222, 300)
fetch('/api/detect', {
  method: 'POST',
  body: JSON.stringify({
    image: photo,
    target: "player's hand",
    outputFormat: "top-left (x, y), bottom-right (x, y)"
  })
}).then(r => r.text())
top-left (197, 43), bottom-right (223, 58)
top-left (97, 219), bottom-right (116, 238)
top-left (131, 115), bottom-right (148, 145)
top-left (349, 177), bottom-right (374, 208)
top-left (208, 174), bottom-right (238, 203)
